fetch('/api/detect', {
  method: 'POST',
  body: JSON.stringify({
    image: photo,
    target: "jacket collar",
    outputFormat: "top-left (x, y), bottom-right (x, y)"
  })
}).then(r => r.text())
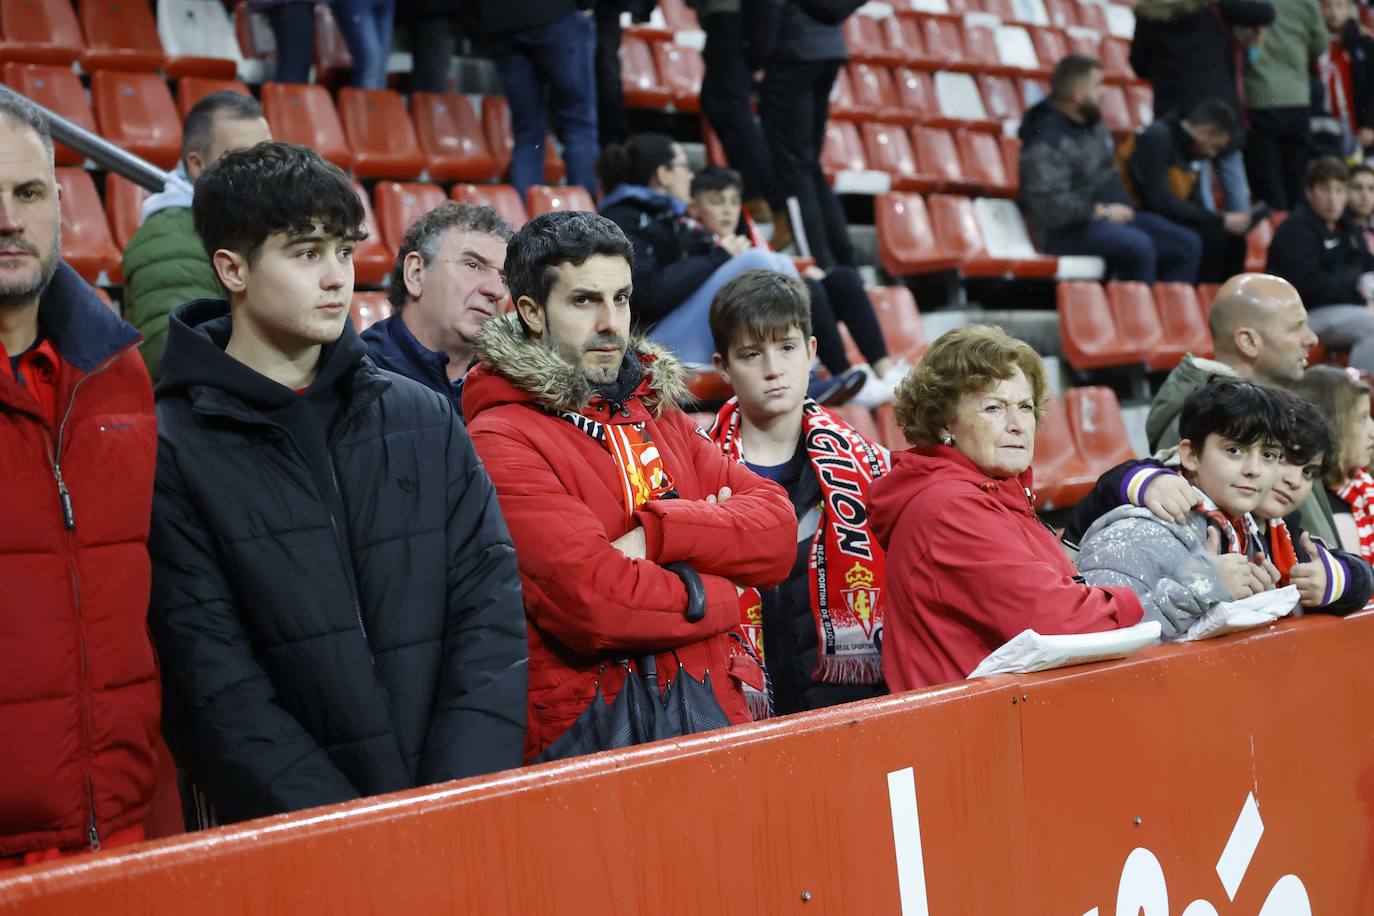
top-left (30, 261), bottom-right (141, 370)
top-left (362, 314), bottom-right (455, 390)
top-left (599, 183), bottom-right (687, 216)
top-left (916, 444), bottom-right (1037, 515)
top-left (465, 312), bottom-right (688, 419)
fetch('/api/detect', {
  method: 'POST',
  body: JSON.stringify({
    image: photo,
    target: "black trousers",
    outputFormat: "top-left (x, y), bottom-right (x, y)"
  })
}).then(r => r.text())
top-left (409, 13), bottom-right (457, 93)
top-left (806, 266), bottom-right (888, 374)
top-left (594, 0), bottom-right (628, 148)
top-left (700, 12), bottom-right (773, 202)
top-left (1195, 221), bottom-right (1247, 284)
top-left (758, 59), bottom-right (855, 268)
top-left (1244, 106), bottom-right (1311, 211)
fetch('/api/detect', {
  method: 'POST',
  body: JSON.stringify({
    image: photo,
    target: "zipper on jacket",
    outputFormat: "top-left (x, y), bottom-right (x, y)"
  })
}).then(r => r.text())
top-left (87, 777), bottom-right (100, 851)
top-left (327, 454), bottom-right (374, 666)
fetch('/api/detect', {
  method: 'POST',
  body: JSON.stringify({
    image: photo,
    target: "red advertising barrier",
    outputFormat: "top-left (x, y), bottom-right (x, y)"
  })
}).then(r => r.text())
top-left (2, 613), bottom-right (1372, 914)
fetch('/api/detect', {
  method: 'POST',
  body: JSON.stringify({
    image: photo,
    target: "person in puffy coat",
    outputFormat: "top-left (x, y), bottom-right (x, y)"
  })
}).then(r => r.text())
top-left (148, 142), bottom-right (527, 825)
top-left (462, 210), bottom-right (797, 760)
top-left (0, 94), bottom-right (160, 866)
top-left (868, 325), bottom-right (1145, 691)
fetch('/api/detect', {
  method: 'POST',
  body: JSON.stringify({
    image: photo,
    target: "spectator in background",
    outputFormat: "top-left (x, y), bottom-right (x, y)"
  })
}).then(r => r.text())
top-left (1129, 0), bottom-right (1273, 214)
top-left (0, 93), bottom-right (160, 866)
top-left (692, 0), bottom-right (779, 240)
top-left (690, 165), bottom-right (902, 405)
top-left (868, 325), bottom-right (1145, 690)
top-left (406, 0), bottom-right (460, 93)
top-left (461, 211), bottom-right (795, 760)
top-left (1243, 0), bottom-right (1327, 210)
top-left (254, 0), bottom-right (315, 84)
top-left (1120, 99), bottom-right (1249, 282)
top-left (598, 133), bottom-right (780, 364)
top-left (706, 270), bottom-right (890, 716)
top-left (1296, 365), bottom-right (1374, 561)
top-left (470, 0), bottom-right (599, 200)
top-left (1077, 377), bottom-right (1287, 639)
top-left (362, 202), bottom-right (513, 417)
top-left (594, 0), bottom-right (653, 148)
top-left (122, 92), bottom-right (271, 382)
top-left (745, 0), bottom-right (856, 268)
top-left (1266, 156), bottom-right (1374, 373)
top-left (1348, 163), bottom-right (1374, 252)
top-left (336, 0), bottom-right (397, 87)
top-left (149, 143), bottom-right (527, 825)
top-left (1020, 54), bottom-right (1202, 283)
top-left (1311, 0), bottom-right (1374, 159)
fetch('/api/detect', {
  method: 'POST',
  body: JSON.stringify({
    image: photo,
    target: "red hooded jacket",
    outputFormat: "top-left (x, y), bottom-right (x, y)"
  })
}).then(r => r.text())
top-left (462, 315), bottom-right (796, 760)
top-left (0, 264), bottom-right (160, 856)
top-left (867, 445), bottom-right (1145, 691)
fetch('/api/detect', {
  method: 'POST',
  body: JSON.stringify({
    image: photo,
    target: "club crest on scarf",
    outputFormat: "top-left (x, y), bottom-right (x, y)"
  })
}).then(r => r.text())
top-left (558, 410), bottom-right (676, 520)
top-left (841, 560), bottom-right (880, 638)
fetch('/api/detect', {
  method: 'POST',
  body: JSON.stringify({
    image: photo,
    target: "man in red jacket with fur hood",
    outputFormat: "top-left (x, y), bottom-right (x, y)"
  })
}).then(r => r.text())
top-left (463, 210), bottom-right (796, 760)
top-left (0, 92), bottom-right (159, 866)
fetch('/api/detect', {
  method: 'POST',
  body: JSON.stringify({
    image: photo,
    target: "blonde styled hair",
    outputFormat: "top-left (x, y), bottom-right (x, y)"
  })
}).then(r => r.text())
top-left (894, 324), bottom-right (1048, 446)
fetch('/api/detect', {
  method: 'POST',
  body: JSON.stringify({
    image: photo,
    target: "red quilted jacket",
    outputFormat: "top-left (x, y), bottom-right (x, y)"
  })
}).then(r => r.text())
top-left (463, 315), bottom-right (796, 760)
top-left (0, 264), bottom-right (160, 856)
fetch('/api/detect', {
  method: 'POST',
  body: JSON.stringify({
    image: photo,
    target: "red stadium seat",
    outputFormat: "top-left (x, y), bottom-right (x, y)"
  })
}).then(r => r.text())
top-left (312, 3), bottom-right (353, 86)
top-left (1065, 385), bottom-right (1137, 473)
top-left (158, 0), bottom-right (241, 79)
top-left (963, 22), bottom-right (1011, 76)
top-left (78, 0), bottom-right (164, 72)
top-left (175, 76), bottom-right (252, 117)
top-left (260, 81), bottom-right (352, 171)
top-left (652, 41), bottom-right (703, 112)
top-left (844, 14), bottom-right (902, 66)
top-left (54, 167), bottom-right (120, 282)
top-left (1001, 135), bottom-right (1020, 191)
top-left (0, 0), bottom-right (84, 64)
top-left (1057, 281), bottom-right (1147, 369)
top-left (976, 73), bottom-right (1023, 123)
top-left (920, 18), bottom-right (972, 72)
top-left (828, 66), bottom-right (864, 120)
top-left (875, 192), bottom-right (962, 277)
top-left (373, 181), bottom-right (447, 254)
top-left (1196, 282), bottom-right (1221, 318)
top-left (830, 404), bottom-right (883, 443)
top-left (1100, 37), bottom-right (1134, 82)
top-left (1028, 26), bottom-right (1068, 77)
top-left (1126, 83), bottom-right (1154, 129)
top-left (411, 92), bottom-right (501, 182)
top-left (1042, 0), bottom-right (1080, 28)
top-left (89, 70), bottom-right (182, 169)
top-left (481, 95), bottom-right (566, 185)
top-left (881, 16), bottom-right (942, 70)
top-left (862, 121), bottom-right (937, 192)
top-left (1246, 217), bottom-right (1274, 272)
top-left (867, 284), bottom-right (927, 361)
top-left (1152, 282), bottom-right (1212, 366)
top-left (702, 119), bottom-right (727, 166)
top-left (526, 184), bottom-right (596, 217)
top-left (350, 291), bottom-right (392, 332)
top-left (928, 193), bottom-right (1057, 278)
top-left (911, 126), bottom-right (980, 194)
top-left (337, 87), bottom-right (425, 179)
top-left (350, 181), bottom-right (392, 287)
top-left (875, 402), bottom-right (911, 452)
top-left (821, 120), bottom-right (869, 179)
top-left (892, 67), bottom-right (942, 125)
top-left (848, 63), bottom-right (909, 124)
top-left (1076, 3), bottom-right (1110, 33)
top-left (620, 34), bottom-right (672, 109)
top-left (685, 367), bottom-right (733, 403)
top-left (1099, 84), bottom-right (1132, 136)
top-left (1063, 27), bottom-right (1100, 60)
top-left (233, 2), bottom-right (272, 60)
top-left (956, 130), bottom-right (1017, 197)
top-left (451, 182), bottom-right (529, 229)
top-left (1106, 280), bottom-right (1166, 365)
top-left (933, 70), bottom-right (999, 131)
top-left (1, 62), bottom-right (96, 165)
top-left (1032, 393), bottom-right (1097, 510)
top-left (105, 172), bottom-right (148, 251)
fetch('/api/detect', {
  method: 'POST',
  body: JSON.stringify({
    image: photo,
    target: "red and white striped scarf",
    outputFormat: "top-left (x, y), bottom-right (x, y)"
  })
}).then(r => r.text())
top-left (1337, 469), bottom-right (1374, 565)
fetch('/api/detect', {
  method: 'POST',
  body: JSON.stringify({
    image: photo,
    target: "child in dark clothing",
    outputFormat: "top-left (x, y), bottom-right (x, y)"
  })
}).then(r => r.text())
top-left (706, 269), bottom-right (890, 715)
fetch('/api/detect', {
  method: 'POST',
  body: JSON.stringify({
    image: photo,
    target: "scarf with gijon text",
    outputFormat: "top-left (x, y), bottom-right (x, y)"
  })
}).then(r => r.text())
top-left (710, 398), bottom-right (891, 710)
top-left (1336, 468), bottom-right (1374, 565)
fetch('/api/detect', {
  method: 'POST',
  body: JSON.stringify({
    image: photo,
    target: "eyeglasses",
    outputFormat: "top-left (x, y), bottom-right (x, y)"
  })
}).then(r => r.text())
top-left (437, 256), bottom-right (507, 288)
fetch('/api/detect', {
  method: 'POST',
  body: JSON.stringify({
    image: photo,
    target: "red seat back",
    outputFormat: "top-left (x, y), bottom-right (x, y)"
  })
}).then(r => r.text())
top-left (1001, 136), bottom-right (1020, 191)
top-left (411, 92), bottom-right (501, 182)
top-left (1153, 282), bottom-right (1212, 363)
top-left (451, 182), bottom-right (529, 229)
top-left (1032, 392), bottom-right (1096, 510)
top-left (260, 81), bottom-right (353, 170)
top-left (957, 130), bottom-right (1013, 195)
top-left (351, 181), bottom-right (393, 287)
top-left (1247, 217), bottom-right (1274, 271)
top-left (1057, 281), bottom-right (1136, 369)
top-left (874, 192), bottom-right (959, 276)
top-left (926, 192), bottom-right (986, 260)
top-left (976, 73), bottom-right (1022, 121)
top-left (963, 22), bottom-right (1002, 70)
top-left (481, 95), bottom-right (565, 184)
top-left (652, 41), bottom-right (703, 112)
top-left (312, 3), bottom-right (352, 86)
top-left (911, 126), bottom-right (970, 189)
top-left (828, 65), bottom-right (860, 119)
top-left (830, 405), bottom-right (883, 444)
top-left (1028, 26), bottom-right (1067, 72)
top-left (78, 0), bottom-right (164, 71)
top-left (1042, 0), bottom-right (1080, 28)
top-left (875, 402), bottom-right (911, 451)
top-left (1099, 84), bottom-right (1132, 135)
top-left (1, 62), bottom-right (95, 164)
top-left (1100, 37), bottom-right (1132, 80)
top-left (920, 18), bottom-right (967, 69)
top-left (619, 34), bottom-right (672, 109)
top-left (90, 70), bottom-right (182, 169)
top-left (0, 0), bottom-right (84, 64)
top-left (54, 166), bottom-right (119, 282)
top-left (350, 290), bottom-right (392, 333)
top-left (892, 67), bottom-right (938, 121)
top-left (175, 76), bottom-right (252, 117)
top-left (1106, 280), bottom-right (1164, 358)
top-left (373, 181), bottom-right (447, 254)
top-left (105, 172), bottom-right (149, 251)
top-left (658, 0), bottom-right (699, 31)
top-left (848, 62), bottom-right (898, 114)
top-left (337, 87), bottom-right (425, 179)
top-left (526, 185), bottom-right (596, 217)
top-left (843, 13), bottom-right (891, 63)
top-left (1065, 385), bottom-right (1137, 472)
top-left (867, 284), bottom-right (926, 360)
top-left (861, 121), bottom-right (921, 184)
top-left (821, 120), bottom-right (867, 177)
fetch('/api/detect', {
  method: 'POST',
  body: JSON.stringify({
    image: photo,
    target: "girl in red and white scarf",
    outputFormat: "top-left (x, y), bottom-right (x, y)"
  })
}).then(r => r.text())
top-left (1298, 366), bottom-right (1374, 565)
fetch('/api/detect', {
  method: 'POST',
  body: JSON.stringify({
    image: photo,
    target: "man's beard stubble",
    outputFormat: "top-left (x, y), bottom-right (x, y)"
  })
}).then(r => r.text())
top-left (0, 224), bottom-right (60, 310)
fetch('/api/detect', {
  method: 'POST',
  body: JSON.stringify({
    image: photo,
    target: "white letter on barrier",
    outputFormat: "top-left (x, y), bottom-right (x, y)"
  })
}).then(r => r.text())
top-left (1116, 847), bottom-right (1169, 916)
top-left (887, 767), bottom-right (930, 916)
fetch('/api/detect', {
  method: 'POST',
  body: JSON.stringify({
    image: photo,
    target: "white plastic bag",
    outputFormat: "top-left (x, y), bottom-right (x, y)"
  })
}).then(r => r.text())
top-left (1181, 585), bottom-right (1299, 642)
top-left (967, 621), bottom-right (1163, 678)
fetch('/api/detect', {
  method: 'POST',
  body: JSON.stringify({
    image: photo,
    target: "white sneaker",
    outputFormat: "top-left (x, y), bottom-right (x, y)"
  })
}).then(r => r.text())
top-left (850, 364), bottom-right (896, 409)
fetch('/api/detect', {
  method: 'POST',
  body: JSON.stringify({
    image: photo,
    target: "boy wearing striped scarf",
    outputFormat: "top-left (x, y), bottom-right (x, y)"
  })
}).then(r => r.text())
top-left (706, 269), bottom-right (892, 715)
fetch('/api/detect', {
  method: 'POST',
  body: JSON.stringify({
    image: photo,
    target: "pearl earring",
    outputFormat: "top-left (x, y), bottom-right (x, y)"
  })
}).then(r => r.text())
top-left (940, 435), bottom-right (954, 446)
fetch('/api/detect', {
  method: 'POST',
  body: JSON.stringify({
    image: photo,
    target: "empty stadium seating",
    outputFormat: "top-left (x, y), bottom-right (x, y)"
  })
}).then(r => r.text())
top-left (337, 87), bottom-right (425, 179)
top-left (374, 181), bottom-right (447, 253)
top-left (867, 284), bottom-right (927, 361)
top-left (1032, 393), bottom-right (1096, 509)
top-left (911, 126), bottom-right (980, 195)
top-left (350, 181), bottom-right (393, 287)
top-left (1065, 385), bottom-right (1137, 473)
top-left (875, 402), bottom-right (909, 452)
top-left (156, 0), bottom-right (241, 79)
top-left (620, 34), bottom-right (673, 110)
top-left (830, 404), bottom-right (884, 444)
top-left (1105, 280), bottom-right (1167, 367)
top-left (260, 81), bottom-right (352, 170)
top-left (90, 69), bottom-right (182, 169)
top-left (350, 291), bottom-right (392, 333)
top-left (1151, 283), bottom-right (1213, 366)
top-left (175, 76), bottom-right (251, 117)
top-left (0, 0), bottom-right (85, 65)
top-left (411, 93), bottom-right (501, 183)
top-left (1057, 281), bottom-right (1147, 370)
top-left (55, 166), bottom-right (120, 282)
top-left (104, 172), bottom-right (147, 251)
top-left (481, 95), bottom-right (565, 185)
top-left (79, 0), bottom-right (165, 72)
top-left (651, 41), bottom-right (702, 112)
top-left (875, 192), bottom-right (962, 277)
top-left (956, 130), bottom-right (1017, 196)
top-left (451, 183), bottom-right (529, 229)
top-left (862, 122), bottom-right (934, 192)
top-left (928, 193), bottom-right (1057, 279)
top-left (1, 62), bottom-right (95, 165)
top-left (526, 184), bottom-right (595, 217)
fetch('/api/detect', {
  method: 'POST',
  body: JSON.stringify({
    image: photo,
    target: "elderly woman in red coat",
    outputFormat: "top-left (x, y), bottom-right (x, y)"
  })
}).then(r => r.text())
top-left (867, 325), bottom-right (1145, 691)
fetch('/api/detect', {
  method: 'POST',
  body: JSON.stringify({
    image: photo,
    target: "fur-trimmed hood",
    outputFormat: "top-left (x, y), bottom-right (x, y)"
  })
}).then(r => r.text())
top-left (465, 312), bottom-right (689, 417)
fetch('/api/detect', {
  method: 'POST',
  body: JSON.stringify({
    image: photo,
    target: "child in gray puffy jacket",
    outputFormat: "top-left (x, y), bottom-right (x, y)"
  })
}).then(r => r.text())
top-left (1076, 377), bottom-right (1290, 637)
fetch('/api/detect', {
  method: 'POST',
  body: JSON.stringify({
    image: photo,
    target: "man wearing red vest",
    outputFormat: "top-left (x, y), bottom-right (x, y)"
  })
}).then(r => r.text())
top-left (0, 92), bottom-right (160, 867)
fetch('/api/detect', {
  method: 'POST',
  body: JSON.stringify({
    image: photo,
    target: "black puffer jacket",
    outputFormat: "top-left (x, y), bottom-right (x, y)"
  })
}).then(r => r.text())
top-left (600, 184), bottom-right (731, 327)
top-left (1266, 202), bottom-right (1374, 307)
top-left (1018, 99), bottom-right (1134, 247)
top-left (149, 300), bottom-right (527, 823)
top-left (742, 0), bottom-right (849, 68)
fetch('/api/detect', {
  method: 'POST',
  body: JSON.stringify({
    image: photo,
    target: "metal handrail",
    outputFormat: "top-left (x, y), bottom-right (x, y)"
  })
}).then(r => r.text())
top-left (0, 84), bottom-right (170, 192)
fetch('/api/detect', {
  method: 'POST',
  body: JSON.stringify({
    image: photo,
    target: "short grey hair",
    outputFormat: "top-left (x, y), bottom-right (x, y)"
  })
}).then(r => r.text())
top-left (0, 88), bottom-right (55, 163)
top-left (387, 202), bottom-right (514, 313)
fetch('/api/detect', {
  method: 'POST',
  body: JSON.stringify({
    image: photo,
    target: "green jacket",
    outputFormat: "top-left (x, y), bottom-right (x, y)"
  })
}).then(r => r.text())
top-left (1146, 353), bottom-right (1341, 544)
top-left (1243, 0), bottom-right (1328, 109)
top-left (120, 206), bottom-right (222, 382)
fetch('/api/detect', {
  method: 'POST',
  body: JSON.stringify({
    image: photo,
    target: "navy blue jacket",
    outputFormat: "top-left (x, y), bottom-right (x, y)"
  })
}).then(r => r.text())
top-left (360, 314), bottom-right (466, 419)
